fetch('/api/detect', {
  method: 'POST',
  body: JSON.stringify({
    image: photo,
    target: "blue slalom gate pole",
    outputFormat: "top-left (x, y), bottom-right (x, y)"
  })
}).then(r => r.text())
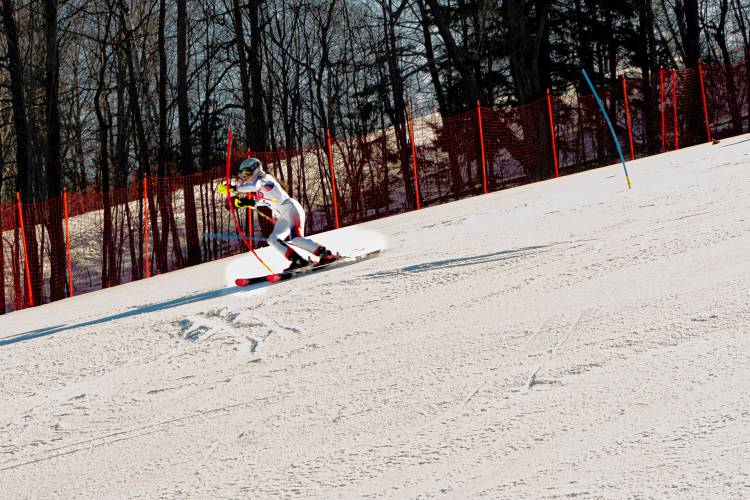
top-left (581, 69), bottom-right (632, 189)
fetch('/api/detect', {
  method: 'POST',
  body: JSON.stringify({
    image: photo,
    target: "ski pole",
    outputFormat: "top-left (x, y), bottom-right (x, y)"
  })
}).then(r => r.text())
top-left (250, 205), bottom-right (276, 224)
top-left (246, 192), bottom-right (277, 204)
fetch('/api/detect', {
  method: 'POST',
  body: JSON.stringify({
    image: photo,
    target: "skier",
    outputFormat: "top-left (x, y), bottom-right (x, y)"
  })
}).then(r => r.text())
top-left (223, 157), bottom-right (338, 272)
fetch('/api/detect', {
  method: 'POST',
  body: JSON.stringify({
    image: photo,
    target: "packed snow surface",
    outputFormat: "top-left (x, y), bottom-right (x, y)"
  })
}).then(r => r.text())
top-left (2, 137), bottom-right (750, 498)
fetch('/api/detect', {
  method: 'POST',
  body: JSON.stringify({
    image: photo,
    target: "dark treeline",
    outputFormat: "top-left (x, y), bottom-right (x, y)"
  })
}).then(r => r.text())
top-left (1, 0), bottom-right (749, 302)
top-left (2, 0), bottom-right (749, 200)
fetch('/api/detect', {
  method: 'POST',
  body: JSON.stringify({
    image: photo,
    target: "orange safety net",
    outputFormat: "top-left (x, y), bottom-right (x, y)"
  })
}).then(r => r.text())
top-left (3, 58), bottom-right (750, 313)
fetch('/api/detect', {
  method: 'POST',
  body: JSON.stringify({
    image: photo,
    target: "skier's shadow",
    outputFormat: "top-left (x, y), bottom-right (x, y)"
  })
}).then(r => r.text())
top-left (365, 244), bottom-right (556, 279)
top-left (719, 137), bottom-right (750, 147)
top-left (0, 285), bottom-right (252, 348)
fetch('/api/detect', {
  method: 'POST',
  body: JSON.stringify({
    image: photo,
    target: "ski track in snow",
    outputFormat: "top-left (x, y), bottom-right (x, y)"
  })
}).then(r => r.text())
top-left (2, 138), bottom-right (750, 498)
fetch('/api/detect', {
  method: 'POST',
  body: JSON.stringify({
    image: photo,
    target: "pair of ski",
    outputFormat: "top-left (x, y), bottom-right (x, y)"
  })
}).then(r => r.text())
top-left (235, 250), bottom-right (381, 287)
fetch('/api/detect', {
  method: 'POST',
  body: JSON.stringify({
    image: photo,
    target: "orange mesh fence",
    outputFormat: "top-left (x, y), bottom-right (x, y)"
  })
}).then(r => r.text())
top-left (410, 109), bottom-right (484, 204)
top-left (554, 89), bottom-right (619, 172)
top-left (675, 68), bottom-right (706, 147)
top-left (701, 60), bottom-right (750, 139)
top-left (481, 100), bottom-right (552, 185)
top-left (1, 167), bottom-right (246, 313)
top-left (3, 58), bottom-right (750, 314)
top-left (619, 75), bottom-right (663, 157)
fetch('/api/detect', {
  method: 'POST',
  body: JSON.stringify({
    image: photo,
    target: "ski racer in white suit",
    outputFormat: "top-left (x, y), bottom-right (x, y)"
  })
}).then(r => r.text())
top-left (233, 157), bottom-right (336, 272)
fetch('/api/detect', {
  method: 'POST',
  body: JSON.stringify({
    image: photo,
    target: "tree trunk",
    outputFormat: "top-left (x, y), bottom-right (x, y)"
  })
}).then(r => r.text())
top-left (177, 0), bottom-right (202, 265)
top-left (118, 0), bottom-right (167, 274)
top-left (1, 0), bottom-right (31, 199)
top-left (43, 0), bottom-right (67, 302)
top-left (675, 0), bottom-right (703, 145)
top-left (504, 0), bottom-right (550, 104)
top-left (232, 0), bottom-right (254, 145)
top-left (2, 0), bottom-right (42, 304)
top-left (730, 0), bottom-right (750, 130)
top-left (94, 12), bottom-right (115, 289)
top-left (575, 0), bottom-right (593, 85)
top-left (676, 0), bottom-right (701, 68)
top-left (157, 0), bottom-right (173, 270)
top-left (0, 133), bottom-right (5, 313)
top-left (382, 0), bottom-right (419, 208)
top-left (503, 0), bottom-right (555, 180)
top-left (248, 0), bottom-right (268, 151)
top-left (714, 0), bottom-right (742, 134)
top-left (605, 6), bottom-right (618, 130)
top-left (636, 0), bottom-right (660, 154)
top-left (416, 0), bottom-right (447, 115)
top-left (114, 48), bottom-right (131, 190)
top-left (424, 0), bottom-right (483, 107)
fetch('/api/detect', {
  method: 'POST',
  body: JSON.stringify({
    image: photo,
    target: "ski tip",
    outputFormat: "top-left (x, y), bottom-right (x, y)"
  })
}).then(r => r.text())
top-left (235, 278), bottom-right (251, 287)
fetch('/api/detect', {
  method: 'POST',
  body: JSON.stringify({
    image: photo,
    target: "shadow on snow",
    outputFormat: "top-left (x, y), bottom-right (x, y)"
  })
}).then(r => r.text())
top-left (0, 285), bottom-right (255, 348)
top-left (365, 244), bottom-right (558, 279)
top-left (2, 243), bottom-right (568, 347)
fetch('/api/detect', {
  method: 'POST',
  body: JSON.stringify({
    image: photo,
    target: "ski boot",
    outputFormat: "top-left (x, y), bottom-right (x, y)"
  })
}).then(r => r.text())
top-left (284, 252), bottom-right (312, 272)
top-left (314, 246), bottom-right (339, 267)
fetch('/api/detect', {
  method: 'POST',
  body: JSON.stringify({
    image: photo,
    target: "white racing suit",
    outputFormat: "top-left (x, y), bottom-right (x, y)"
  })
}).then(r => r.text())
top-left (236, 173), bottom-right (325, 262)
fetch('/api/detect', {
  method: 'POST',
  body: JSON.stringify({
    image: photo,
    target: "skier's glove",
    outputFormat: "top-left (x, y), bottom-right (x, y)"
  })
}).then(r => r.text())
top-left (222, 195), bottom-right (254, 211)
top-left (234, 197), bottom-right (255, 208)
top-left (217, 181), bottom-right (236, 196)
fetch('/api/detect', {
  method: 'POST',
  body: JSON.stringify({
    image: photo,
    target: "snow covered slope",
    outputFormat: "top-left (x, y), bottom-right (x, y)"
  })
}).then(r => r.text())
top-left (2, 137), bottom-right (749, 498)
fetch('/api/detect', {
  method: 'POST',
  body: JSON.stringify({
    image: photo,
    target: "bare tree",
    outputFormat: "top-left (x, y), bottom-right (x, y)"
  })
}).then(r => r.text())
top-left (177, 0), bottom-right (201, 265)
top-left (2, 0), bottom-right (42, 303)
